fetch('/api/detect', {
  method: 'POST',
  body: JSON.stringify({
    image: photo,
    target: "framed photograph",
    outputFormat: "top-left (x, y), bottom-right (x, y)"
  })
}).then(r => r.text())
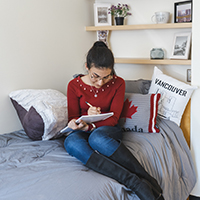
top-left (170, 32), bottom-right (191, 59)
top-left (187, 69), bottom-right (191, 82)
top-left (97, 30), bottom-right (109, 45)
top-left (94, 3), bottom-right (112, 26)
top-left (174, 1), bottom-right (192, 23)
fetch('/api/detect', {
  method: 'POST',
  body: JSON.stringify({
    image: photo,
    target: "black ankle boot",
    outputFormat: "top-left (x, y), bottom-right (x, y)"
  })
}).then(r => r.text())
top-left (86, 152), bottom-right (163, 200)
top-left (109, 142), bottom-right (163, 195)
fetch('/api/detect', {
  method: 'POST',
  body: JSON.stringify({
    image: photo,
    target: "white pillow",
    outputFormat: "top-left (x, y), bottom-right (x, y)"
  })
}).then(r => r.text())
top-left (149, 66), bottom-right (196, 125)
top-left (9, 89), bottom-right (68, 140)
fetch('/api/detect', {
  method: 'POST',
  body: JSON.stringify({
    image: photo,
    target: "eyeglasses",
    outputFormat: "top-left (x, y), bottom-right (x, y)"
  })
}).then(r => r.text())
top-left (90, 72), bottom-right (113, 81)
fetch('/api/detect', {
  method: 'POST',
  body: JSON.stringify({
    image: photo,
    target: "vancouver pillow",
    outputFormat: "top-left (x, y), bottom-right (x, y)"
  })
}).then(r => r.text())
top-left (119, 93), bottom-right (160, 133)
top-left (9, 89), bottom-right (68, 140)
top-left (148, 66), bottom-right (197, 125)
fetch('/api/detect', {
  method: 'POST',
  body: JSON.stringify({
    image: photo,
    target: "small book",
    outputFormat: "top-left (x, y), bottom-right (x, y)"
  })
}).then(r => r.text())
top-left (60, 112), bottom-right (114, 135)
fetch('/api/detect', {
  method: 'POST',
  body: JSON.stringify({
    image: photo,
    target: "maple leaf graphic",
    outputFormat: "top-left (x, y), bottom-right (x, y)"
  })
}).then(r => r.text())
top-left (120, 98), bottom-right (138, 119)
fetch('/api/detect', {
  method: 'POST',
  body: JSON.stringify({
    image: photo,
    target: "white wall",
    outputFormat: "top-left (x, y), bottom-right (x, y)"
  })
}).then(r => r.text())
top-left (0, 0), bottom-right (95, 133)
top-left (190, 0), bottom-right (200, 196)
top-left (1, 0), bottom-right (199, 196)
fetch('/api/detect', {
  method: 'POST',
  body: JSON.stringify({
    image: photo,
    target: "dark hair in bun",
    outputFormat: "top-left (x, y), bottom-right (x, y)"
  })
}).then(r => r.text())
top-left (86, 41), bottom-right (114, 71)
top-left (93, 41), bottom-right (108, 48)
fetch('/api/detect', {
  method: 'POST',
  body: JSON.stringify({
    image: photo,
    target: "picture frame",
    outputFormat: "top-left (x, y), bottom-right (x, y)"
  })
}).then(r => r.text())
top-left (170, 32), bottom-right (191, 60)
top-left (94, 3), bottom-right (112, 26)
top-left (187, 69), bottom-right (191, 82)
top-left (97, 30), bottom-right (109, 46)
top-left (174, 1), bottom-right (192, 23)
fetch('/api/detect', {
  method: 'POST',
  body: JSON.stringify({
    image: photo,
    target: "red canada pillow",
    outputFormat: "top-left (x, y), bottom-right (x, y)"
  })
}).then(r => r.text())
top-left (119, 93), bottom-right (161, 133)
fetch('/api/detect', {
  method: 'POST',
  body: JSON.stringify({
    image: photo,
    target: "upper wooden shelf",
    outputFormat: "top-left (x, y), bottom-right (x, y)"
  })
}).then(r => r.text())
top-left (115, 58), bottom-right (191, 65)
top-left (85, 23), bottom-right (192, 31)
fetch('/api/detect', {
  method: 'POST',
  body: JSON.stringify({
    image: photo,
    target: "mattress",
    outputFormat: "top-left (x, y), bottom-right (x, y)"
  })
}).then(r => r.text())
top-left (0, 117), bottom-right (196, 200)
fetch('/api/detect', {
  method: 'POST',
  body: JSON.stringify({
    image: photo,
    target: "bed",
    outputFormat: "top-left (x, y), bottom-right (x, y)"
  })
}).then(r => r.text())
top-left (0, 68), bottom-right (197, 200)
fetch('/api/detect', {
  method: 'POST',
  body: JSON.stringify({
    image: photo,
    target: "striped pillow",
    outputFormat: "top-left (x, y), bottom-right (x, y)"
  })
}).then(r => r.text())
top-left (119, 93), bottom-right (161, 133)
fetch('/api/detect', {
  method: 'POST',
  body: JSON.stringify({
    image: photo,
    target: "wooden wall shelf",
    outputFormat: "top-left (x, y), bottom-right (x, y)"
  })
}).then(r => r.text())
top-left (86, 23), bottom-right (192, 66)
top-left (115, 58), bottom-right (191, 65)
top-left (85, 23), bottom-right (192, 31)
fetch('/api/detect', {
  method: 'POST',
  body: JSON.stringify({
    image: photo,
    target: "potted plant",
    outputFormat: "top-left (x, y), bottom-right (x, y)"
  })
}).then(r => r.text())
top-left (108, 3), bottom-right (131, 25)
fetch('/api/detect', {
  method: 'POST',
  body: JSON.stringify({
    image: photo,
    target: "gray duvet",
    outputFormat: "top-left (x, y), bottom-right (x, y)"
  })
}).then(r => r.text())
top-left (0, 117), bottom-right (196, 200)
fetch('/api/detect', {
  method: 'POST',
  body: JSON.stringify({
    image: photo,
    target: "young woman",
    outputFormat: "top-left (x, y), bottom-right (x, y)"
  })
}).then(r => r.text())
top-left (64, 41), bottom-right (164, 200)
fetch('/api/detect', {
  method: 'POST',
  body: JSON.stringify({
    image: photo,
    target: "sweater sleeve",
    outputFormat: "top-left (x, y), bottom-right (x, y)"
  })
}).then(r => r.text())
top-left (67, 80), bottom-right (81, 121)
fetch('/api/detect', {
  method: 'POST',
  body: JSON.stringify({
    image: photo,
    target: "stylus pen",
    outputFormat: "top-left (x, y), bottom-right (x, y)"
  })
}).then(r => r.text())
top-left (85, 101), bottom-right (93, 108)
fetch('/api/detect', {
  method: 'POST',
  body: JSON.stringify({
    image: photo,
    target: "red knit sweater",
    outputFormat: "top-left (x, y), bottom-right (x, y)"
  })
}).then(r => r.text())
top-left (67, 75), bottom-right (125, 129)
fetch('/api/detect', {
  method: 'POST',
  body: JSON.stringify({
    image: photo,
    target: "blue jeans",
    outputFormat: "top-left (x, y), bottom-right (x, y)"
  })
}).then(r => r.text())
top-left (64, 125), bottom-right (122, 164)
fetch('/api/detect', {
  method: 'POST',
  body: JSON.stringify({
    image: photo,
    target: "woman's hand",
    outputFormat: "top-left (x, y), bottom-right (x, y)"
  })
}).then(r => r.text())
top-left (68, 119), bottom-right (89, 131)
top-left (87, 106), bottom-right (101, 115)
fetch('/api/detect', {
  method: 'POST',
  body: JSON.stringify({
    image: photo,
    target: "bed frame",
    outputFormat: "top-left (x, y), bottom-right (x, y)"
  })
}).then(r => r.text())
top-left (180, 100), bottom-right (191, 148)
top-left (180, 100), bottom-right (191, 200)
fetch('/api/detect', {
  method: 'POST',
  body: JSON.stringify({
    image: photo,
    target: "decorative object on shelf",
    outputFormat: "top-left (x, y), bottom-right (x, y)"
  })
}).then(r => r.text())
top-left (170, 32), bottom-right (191, 59)
top-left (151, 11), bottom-right (170, 24)
top-left (97, 30), bottom-right (109, 46)
top-left (108, 3), bottom-right (131, 25)
top-left (150, 48), bottom-right (164, 59)
top-left (94, 3), bottom-right (112, 26)
top-left (187, 69), bottom-right (191, 82)
top-left (174, 1), bottom-right (192, 23)
top-left (115, 17), bottom-right (124, 25)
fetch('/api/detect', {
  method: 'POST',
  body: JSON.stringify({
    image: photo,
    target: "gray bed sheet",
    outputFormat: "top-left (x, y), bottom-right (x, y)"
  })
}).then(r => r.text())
top-left (0, 117), bottom-right (196, 200)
